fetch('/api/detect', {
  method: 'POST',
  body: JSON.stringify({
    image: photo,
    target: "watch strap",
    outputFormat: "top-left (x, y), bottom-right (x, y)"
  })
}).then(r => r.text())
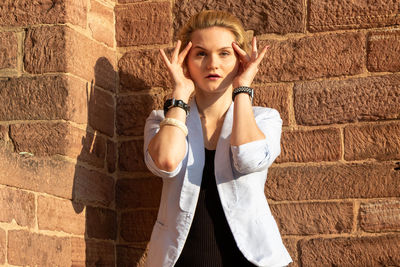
top-left (163, 98), bottom-right (190, 116)
top-left (232, 86), bottom-right (254, 102)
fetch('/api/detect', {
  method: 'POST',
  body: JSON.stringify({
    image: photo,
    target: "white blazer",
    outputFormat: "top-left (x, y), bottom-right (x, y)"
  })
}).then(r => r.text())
top-left (143, 100), bottom-right (292, 267)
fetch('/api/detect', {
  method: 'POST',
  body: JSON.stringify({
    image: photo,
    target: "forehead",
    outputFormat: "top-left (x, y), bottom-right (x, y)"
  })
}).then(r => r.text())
top-left (190, 26), bottom-right (236, 49)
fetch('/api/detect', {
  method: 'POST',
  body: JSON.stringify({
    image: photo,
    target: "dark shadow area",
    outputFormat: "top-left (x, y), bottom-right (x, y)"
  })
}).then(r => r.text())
top-left (72, 57), bottom-right (117, 266)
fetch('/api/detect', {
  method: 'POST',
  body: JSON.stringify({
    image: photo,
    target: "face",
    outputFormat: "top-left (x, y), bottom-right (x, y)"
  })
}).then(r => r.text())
top-left (186, 26), bottom-right (239, 94)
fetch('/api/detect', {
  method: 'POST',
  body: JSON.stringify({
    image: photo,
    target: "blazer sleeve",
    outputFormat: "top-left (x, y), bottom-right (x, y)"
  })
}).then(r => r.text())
top-left (230, 108), bottom-right (282, 174)
top-left (143, 110), bottom-right (187, 178)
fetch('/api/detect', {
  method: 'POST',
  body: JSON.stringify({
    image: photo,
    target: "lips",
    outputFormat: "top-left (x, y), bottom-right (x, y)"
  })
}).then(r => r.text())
top-left (206, 74), bottom-right (221, 79)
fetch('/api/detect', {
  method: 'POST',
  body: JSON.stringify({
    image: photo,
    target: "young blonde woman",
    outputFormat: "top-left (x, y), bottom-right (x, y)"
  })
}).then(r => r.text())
top-left (144, 10), bottom-right (292, 267)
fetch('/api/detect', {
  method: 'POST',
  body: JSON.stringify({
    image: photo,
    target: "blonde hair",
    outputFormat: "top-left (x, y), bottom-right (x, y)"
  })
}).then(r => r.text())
top-left (178, 10), bottom-right (249, 53)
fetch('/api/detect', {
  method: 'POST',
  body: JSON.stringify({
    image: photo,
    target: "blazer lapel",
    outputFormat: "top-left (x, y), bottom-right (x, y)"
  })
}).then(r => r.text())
top-left (179, 99), bottom-right (205, 213)
top-left (215, 103), bottom-right (238, 210)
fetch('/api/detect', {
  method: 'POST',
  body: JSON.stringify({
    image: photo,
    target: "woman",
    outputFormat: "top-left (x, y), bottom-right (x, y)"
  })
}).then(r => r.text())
top-left (144, 10), bottom-right (292, 267)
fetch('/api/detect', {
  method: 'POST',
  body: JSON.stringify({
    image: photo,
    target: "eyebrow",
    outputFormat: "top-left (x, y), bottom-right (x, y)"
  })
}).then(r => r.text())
top-left (193, 45), bottom-right (233, 50)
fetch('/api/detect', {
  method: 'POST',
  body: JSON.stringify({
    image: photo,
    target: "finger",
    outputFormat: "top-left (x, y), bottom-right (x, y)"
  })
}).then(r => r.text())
top-left (251, 37), bottom-right (258, 60)
top-left (232, 42), bottom-right (250, 62)
top-left (178, 41), bottom-right (192, 65)
top-left (254, 45), bottom-right (269, 65)
top-left (159, 48), bottom-right (171, 66)
top-left (171, 40), bottom-right (182, 62)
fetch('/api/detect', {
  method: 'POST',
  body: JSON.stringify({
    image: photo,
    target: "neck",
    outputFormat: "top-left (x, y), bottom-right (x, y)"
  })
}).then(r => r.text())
top-left (195, 88), bottom-right (232, 120)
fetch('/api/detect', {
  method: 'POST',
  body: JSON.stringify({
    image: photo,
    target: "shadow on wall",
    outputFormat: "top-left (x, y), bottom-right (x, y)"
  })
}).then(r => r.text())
top-left (71, 57), bottom-right (117, 266)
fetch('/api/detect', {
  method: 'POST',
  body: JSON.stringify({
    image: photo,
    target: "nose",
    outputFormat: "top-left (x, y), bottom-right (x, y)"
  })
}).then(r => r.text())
top-left (206, 54), bottom-right (219, 70)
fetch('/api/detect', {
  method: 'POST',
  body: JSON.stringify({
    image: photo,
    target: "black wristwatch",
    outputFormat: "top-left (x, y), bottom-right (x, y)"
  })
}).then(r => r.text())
top-left (163, 98), bottom-right (190, 116)
top-left (232, 86), bottom-right (254, 102)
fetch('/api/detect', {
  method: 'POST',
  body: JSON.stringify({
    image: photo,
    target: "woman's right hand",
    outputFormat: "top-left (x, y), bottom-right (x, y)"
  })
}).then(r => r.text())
top-left (160, 40), bottom-right (194, 101)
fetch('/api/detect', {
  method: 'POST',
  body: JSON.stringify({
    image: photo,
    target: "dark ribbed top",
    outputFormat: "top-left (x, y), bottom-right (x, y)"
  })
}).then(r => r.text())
top-left (175, 149), bottom-right (255, 267)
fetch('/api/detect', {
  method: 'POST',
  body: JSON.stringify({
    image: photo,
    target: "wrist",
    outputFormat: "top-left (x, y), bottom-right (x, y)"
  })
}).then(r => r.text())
top-left (172, 87), bottom-right (191, 103)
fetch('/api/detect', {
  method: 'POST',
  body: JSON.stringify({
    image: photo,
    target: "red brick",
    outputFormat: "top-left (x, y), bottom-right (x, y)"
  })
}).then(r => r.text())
top-left (88, 0), bottom-right (114, 47)
top-left (300, 235), bottom-right (400, 266)
top-left (106, 140), bottom-right (117, 173)
top-left (0, 76), bottom-right (68, 121)
top-left (368, 31), bottom-right (400, 73)
top-left (0, 125), bottom-right (8, 141)
top-left (0, 186), bottom-right (35, 227)
top-left (37, 196), bottom-right (85, 235)
top-left (359, 200), bottom-right (400, 233)
top-left (345, 122), bottom-right (400, 161)
top-left (308, 0), bottom-right (400, 32)
top-left (115, 2), bottom-right (171, 46)
top-left (0, 228), bottom-right (4, 264)
top-left (10, 123), bottom-right (106, 168)
top-left (0, 32), bottom-right (17, 69)
top-left (0, 0), bottom-right (87, 27)
top-left (295, 74), bottom-right (400, 126)
top-left (87, 87), bottom-right (115, 137)
top-left (73, 166), bottom-right (114, 207)
top-left (277, 128), bottom-right (341, 163)
top-left (173, 0), bottom-right (305, 36)
top-left (257, 32), bottom-right (365, 83)
top-left (118, 49), bottom-right (173, 92)
top-left (117, 92), bottom-right (166, 136)
top-left (282, 239), bottom-right (298, 267)
top-left (8, 230), bottom-right (71, 266)
top-left (0, 145), bottom-right (75, 199)
top-left (118, 140), bottom-right (147, 172)
top-left (117, 245), bottom-right (146, 267)
top-left (270, 202), bottom-right (353, 235)
top-left (266, 162), bottom-right (400, 201)
top-left (86, 206), bottom-right (117, 240)
top-left (120, 209), bottom-right (157, 242)
top-left (24, 25), bottom-right (117, 93)
top-left (71, 238), bottom-right (115, 266)
top-left (116, 177), bottom-right (162, 209)
top-left (253, 84), bottom-right (291, 126)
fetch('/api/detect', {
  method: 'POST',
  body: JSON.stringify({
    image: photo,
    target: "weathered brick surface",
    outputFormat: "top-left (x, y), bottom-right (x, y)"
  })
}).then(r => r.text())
top-left (271, 202), bottom-right (353, 235)
top-left (173, 0), bottom-right (304, 36)
top-left (119, 140), bottom-right (147, 172)
top-left (71, 238), bottom-right (115, 266)
top-left (277, 128), bottom-right (341, 163)
top-left (295, 74), bottom-right (400, 126)
top-left (368, 31), bottom-right (400, 73)
top-left (257, 32), bottom-right (365, 83)
top-left (73, 166), bottom-right (114, 207)
top-left (300, 235), bottom-right (400, 266)
top-left (0, 125), bottom-right (8, 141)
top-left (25, 25), bottom-right (117, 92)
top-left (10, 123), bottom-right (106, 168)
top-left (107, 140), bottom-right (117, 173)
top-left (344, 122), bottom-right (400, 161)
top-left (86, 206), bottom-right (117, 240)
top-left (0, 186), bottom-right (35, 227)
top-left (0, 76), bottom-right (68, 121)
top-left (88, 0), bottom-right (114, 47)
top-left (0, 31), bottom-right (17, 69)
top-left (120, 210), bottom-right (157, 242)
top-left (117, 92), bottom-right (166, 136)
top-left (37, 196), bottom-right (85, 235)
top-left (87, 87), bottom-right (115, 137)
top-left (117, 245), bottom-right (146, 267)
top-left (116, 177), bottom-right (162, 209)
top-left (8, 230), bottom-right (71, 266)
top-left (253, 84), bottom-right (290, 126)
top-left (282, 239), bottom-right (298, 267)
top-left (0, 0), bottom-right (87, 27)
top-left (359, 200), bottom-right (400, 233)
top-left (0, 228), bottom-right (4, 264)
top-left (266, 162), bottom-right (400, 201)
top-left (118, 49), bottom-right (173, 92)
top-left (308, 0), bottom-right (400, 32)
top-left (115, 2), bottom-right (171, 46)
top-left (0, 146), bottom-right (75, 199)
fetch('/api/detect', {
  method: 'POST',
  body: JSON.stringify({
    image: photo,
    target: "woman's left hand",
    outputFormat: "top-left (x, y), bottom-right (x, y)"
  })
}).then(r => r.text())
top-left (232, 37), bottom-right (269, 88)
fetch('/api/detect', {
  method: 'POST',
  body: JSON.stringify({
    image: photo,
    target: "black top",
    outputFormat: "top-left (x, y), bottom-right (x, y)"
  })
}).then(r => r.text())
top-left (175, 149), bottom-right (255, 267)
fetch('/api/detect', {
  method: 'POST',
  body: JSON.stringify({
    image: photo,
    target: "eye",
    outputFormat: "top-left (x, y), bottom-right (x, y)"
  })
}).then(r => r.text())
top-left (196, 51), bottom-right (206, 57)
top-left (220, 51), bottom-right (231, 56)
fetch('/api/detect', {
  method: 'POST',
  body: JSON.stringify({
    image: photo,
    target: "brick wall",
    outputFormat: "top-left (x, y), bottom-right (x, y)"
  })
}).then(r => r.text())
top-left (0, 0), bottom-right (399, 266)
top-left (0, 0), bottom-right (118, 265)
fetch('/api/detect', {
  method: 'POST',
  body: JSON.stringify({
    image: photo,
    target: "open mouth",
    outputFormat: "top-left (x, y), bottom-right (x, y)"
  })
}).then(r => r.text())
top-left (206, 74), bottom-right (221, 79)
